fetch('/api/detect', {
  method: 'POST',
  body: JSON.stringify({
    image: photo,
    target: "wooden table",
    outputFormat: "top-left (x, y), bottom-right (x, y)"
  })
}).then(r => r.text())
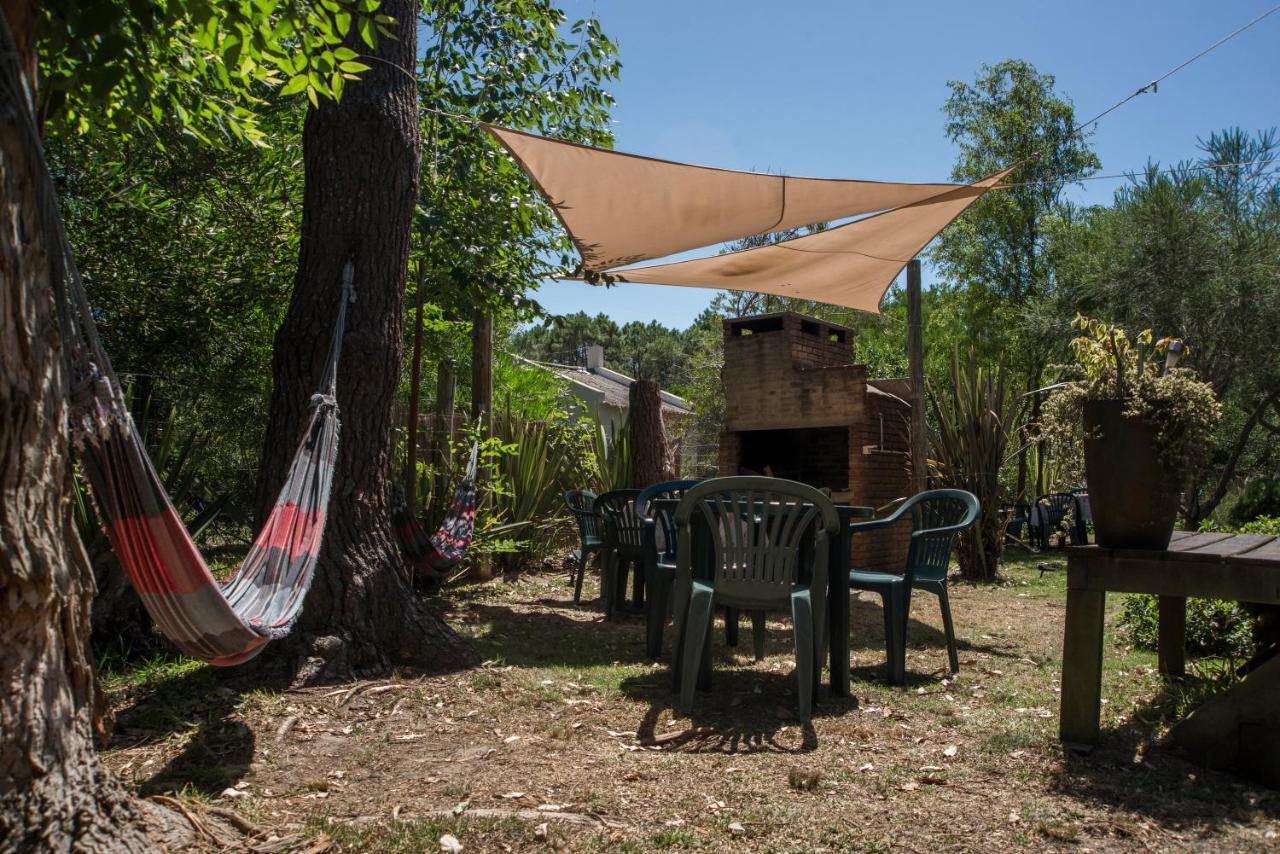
top-left (1059, 531), bottom-right (1280, 745)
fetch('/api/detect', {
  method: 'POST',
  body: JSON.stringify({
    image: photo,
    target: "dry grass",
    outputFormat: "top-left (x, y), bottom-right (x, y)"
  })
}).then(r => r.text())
top-left (100, 550), bottom-right (1280, 851)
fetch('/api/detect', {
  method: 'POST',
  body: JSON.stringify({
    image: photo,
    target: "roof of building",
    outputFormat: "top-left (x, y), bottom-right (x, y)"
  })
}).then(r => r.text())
top-left (525, 357), bottom-right (694, 416)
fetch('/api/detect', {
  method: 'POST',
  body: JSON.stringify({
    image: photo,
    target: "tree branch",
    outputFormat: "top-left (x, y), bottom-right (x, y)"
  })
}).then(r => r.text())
top-left (1202, 387), bottom-right (1280, 519)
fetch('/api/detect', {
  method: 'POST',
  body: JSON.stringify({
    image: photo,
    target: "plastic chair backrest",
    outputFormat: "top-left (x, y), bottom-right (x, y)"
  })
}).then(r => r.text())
top-left (905, 489), bottom-right (980, 583)
top-left (1037, 492), bottom-right (1075, 528)
top-left (595, 489), bottom-right (645, 552)
top-left (637, 479), bottom-right (701, 560)
top-left (675, 477), bottom-right (839, 608)
top-left (564, 489), bottom-right (602, 544)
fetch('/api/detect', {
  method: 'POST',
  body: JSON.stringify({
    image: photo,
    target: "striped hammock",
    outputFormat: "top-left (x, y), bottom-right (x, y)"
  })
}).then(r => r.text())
top-left (3, 31), bottom-right (350, 666)
top-left (70, 272), bottom-right (350, 666)
top-left (393, 441), bottom-right (479, 575)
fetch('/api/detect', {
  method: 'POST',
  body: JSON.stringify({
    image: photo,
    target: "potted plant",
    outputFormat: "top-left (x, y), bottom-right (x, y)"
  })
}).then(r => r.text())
top-left (1041, 316), bottom-right (1220, 550)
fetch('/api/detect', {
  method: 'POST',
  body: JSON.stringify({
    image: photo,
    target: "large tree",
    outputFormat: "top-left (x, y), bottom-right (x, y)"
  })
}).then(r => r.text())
top-left (252, 0), bottom-right (476, 682)
top-left (1, 0), bottom-right (386, 845)
top-left (931, 59), bottom-right (1099, 498)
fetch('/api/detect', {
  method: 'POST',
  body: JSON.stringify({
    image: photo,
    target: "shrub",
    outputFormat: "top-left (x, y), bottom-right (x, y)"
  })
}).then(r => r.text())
top-left (1229, 479), bottom-right (1280, 526)
top-left (1117, 594), bottom-right (1255, 661)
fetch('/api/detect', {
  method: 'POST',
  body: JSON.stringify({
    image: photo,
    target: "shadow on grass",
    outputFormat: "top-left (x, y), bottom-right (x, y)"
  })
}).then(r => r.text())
top-left (1053, 681), bottom-right (1280, 829)
top-left (619, 666), bottom-right (826, 755)
top-left (105, 657), bottom-right (288, 798)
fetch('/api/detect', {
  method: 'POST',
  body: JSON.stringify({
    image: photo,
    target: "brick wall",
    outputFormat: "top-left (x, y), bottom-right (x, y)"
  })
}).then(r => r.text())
top-left (718, 311), bottom-right (913, 571)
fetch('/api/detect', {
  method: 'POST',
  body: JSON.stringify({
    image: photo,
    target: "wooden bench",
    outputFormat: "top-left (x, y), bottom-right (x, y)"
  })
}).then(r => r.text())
top-left (1059, 531), bottom-right (1280, 748)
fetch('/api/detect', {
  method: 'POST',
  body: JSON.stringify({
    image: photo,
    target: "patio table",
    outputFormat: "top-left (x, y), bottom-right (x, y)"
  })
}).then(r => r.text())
top-left (1059, 530), bottom-right (1280, 745)
top-left (652, 497), bottom-right (872, 698)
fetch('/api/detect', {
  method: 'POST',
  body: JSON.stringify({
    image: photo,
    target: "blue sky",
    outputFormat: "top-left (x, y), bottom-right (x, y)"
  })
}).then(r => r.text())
top-left (530, 0), bottom-right (1280, 328)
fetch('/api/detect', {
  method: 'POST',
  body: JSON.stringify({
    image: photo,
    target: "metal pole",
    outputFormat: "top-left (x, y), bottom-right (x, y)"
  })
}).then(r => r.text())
top-left (907, 258), bottom-right (927, 494)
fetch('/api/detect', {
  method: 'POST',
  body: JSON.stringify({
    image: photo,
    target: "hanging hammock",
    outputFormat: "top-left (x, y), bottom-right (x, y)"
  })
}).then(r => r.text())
top-left (393, 440), bottom-right (480, 575)
top-left (1, 35), bottom-right (348, 667)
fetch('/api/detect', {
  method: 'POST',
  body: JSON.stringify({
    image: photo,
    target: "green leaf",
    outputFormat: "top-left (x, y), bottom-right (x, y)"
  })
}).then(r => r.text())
top-left (338, 61), bottom-right (371, 73)
top-left (280, 75), bottom-right (309, 96)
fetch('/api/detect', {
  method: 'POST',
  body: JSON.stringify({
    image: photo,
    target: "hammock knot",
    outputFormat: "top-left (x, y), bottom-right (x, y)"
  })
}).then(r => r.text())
top-left (310, 393), bottom-right (338, 412)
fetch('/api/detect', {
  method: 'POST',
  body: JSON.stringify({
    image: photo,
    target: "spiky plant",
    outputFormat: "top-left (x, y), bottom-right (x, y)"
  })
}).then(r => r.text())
top-left (928, 349), bottom-right (1019, 581)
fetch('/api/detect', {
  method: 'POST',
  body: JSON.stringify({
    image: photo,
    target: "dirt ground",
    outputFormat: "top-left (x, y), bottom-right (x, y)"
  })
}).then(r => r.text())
top-left (101, 552), bottom-right (1280, 852)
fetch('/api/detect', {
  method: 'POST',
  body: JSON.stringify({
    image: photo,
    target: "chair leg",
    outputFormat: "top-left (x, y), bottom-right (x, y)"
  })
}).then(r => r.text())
top-left (613, 558), bottom-right (630, 613)
top-left (937, 584), bottom-right (959, 675)
top-left (751, 611), bottom-right (767, 661)
top-left (602, 552), bottom-right (616, 620)
top-left (724, 607), bottom-right (739, 647)
top-left (791, 591), bottom-right (815, 723)
top-left (679, 587), bottom-right (715, 714)
top-left (644, 564), bottom-right (664, 660)
top-left (632, 558), bottom-right (645, 608)
top-left (573, 549), bottom-right (589, 604)
top-left (884, 587), bottom-right (908, 686)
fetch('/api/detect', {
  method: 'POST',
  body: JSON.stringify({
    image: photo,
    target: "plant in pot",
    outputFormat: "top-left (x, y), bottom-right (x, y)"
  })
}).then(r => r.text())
top-left (1040, 315), bottom-right (1220, 550)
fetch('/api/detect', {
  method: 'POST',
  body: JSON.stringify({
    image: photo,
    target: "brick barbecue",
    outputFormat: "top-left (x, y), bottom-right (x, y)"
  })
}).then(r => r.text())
top-left (718, 311), bottom-right (914, 570)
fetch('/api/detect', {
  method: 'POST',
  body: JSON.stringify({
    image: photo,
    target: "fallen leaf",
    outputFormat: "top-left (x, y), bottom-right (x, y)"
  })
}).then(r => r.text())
top-left (943, 744), bottom-right (958, 758)
top-left (534, 823), bottom-right (548, 839)
top-left (439, 832), bottom-right (464, 853)
top-left (452, 800), bottom-right (469, 816)
top-left (728, 822), bottom-right (747, 835)
top-left (499, 791), bottom-right (525, 799)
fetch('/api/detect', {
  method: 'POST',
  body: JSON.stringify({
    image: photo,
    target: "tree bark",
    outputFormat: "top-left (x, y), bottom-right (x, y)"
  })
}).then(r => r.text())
top-left (629, 379), bottom-right (669, 488)
top-left (403, 265), bottom-right (427, 509)
top-left (251, 0), bottom-right (474, 684)
top-left (0, 12), bottom-right (150, 847)
top-left (471, 310), bottom-right (492, 429)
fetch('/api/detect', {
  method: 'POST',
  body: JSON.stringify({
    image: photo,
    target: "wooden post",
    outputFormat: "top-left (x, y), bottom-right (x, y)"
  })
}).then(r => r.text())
top-left (433, 357), bottom-right (456, 472)
top-left (906, 258), bottom-right (927, 494)
top-left (403, 265), bottom-right (427, 509)
top-left (471, 311), bottom-right (492, 431)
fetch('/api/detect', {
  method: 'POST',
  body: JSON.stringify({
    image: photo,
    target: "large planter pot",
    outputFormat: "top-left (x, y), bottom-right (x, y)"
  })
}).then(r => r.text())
top-left (1082, 399), bottom-right (1181, 550)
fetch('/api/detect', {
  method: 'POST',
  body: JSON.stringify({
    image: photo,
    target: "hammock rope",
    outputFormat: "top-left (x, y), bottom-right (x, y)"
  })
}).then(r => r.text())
top-left (393, 440), bottom-right (480, 575)
top-left (0, 23), bottom-right (349, 666)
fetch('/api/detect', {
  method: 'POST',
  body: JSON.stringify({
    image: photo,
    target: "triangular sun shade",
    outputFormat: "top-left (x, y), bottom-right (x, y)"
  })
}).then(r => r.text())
top-left (486, 124), bottom-right (1012, 313)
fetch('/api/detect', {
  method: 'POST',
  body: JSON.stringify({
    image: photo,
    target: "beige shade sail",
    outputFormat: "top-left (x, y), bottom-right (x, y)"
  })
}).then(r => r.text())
top-left (610, 166), bottom-right (1017, 314)
top-left (486, 123), bottom-right (968, 271)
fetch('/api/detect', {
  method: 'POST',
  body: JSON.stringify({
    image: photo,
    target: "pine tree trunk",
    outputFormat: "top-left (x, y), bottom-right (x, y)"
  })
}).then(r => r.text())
top-left (629, 379), bottom-right (669, 488)
top-left (251, 0), bottom-right (474, 684)
top-left (0, 12), bottom-right (150, 846)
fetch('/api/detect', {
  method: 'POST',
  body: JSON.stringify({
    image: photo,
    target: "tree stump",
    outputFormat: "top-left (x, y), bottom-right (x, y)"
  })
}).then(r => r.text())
top-left (629, 379), bottom-right (670, 488)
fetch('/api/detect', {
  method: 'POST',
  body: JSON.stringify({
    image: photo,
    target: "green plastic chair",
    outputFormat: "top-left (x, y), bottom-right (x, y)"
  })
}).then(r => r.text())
top-left (848, 489), bottom-right (979, 685)
top-left (564, 490), bottom-right (604, 604)
top-left (594, 489), bottom-right (646, 620)
top-left (670, 477), bottom-right (839, 723)
top-left (637, 480), bottom-right (701, 659)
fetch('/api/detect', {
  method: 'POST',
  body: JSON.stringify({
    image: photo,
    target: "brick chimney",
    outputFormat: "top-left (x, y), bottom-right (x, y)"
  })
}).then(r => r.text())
top-left (585, 343), bottom-right (605, 371)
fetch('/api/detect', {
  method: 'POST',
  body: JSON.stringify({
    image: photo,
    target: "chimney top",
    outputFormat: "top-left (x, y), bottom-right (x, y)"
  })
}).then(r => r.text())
top-left (585, 343), bottom-right (605, 371)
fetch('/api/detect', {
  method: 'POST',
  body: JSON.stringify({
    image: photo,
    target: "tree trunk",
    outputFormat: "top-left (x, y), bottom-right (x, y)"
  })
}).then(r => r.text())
top-left (403, 265), bottom-right (427, 509)
top-left (629, 379), bottom-right (669, 488)
top-left (0, 10), bottom-right (150, 846)
top-left (251, 0), bottom-right (474, 684)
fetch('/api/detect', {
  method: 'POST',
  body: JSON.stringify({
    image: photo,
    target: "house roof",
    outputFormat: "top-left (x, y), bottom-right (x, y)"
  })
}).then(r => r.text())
top-left (526, 358), bottom-right (694, 416)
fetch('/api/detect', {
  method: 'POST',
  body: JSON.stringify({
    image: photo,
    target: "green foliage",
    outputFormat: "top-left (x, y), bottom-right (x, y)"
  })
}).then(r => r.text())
top-left (586, 419), bottom-right (631, 492)
top-left (1040, 315), bottom-right (1222, 476)
top-left (510, 311), bottom-right (698, 390)
top-left (1046, 129), bottom-right (1280, 523)
top-left (1118, 595), bottom-right (1255, 661)
top-left (1228, 479), bottom-right (1280, 526)
top-left (927, 349), bottom-right (1020, 580)
top-left (413, 1), bottom-right (620, 318)
top-left (37, 0), bottom-right (382, 143)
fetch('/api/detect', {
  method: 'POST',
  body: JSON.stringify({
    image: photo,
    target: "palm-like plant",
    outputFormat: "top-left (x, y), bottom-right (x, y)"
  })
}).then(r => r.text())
top-left (587, 418), bottom-right (631, 492)
top-left (928, 349), bottom-right (1020, 581)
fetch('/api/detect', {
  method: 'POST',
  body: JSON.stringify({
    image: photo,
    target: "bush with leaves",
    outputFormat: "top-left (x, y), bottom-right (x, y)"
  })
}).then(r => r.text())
top-left (1229, 479), bottom-right (1280, 527)
top-left (1040, 316), bottom-right (1221, 478)
top-left (1118, 595), bottom-right (1255, 662)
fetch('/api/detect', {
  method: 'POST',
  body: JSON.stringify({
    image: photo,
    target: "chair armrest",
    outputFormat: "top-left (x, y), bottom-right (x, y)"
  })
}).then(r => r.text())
top-left (848, 500), bottom-right (913, 533)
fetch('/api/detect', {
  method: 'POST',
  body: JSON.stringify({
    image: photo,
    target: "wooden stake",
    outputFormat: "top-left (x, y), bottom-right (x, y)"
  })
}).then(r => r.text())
top-left (906, 258), bottom-right (927, 494)
top-left (471, 311), bottom-right (493, 432)
top-left (404, 265), bottom-right (427, 509)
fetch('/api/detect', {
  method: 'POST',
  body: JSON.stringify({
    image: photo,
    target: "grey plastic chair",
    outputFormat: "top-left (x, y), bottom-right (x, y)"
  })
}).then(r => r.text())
top-left (670, 477), bottom-right (839, 723)
top-left (848, 489), bottom-right (979, 685)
